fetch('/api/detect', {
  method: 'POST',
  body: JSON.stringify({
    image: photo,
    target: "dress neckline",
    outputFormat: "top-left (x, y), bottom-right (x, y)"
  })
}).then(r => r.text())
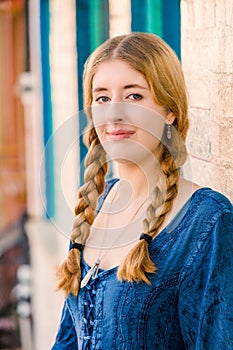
top-left (82, 183), bottom-right (212, 275)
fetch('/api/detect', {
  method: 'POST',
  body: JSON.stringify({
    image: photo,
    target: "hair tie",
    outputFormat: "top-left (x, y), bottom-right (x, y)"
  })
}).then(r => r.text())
top-left (139, 233), bottom-right (152, 245)
top-left (71, 242), bottom-right (83, 252)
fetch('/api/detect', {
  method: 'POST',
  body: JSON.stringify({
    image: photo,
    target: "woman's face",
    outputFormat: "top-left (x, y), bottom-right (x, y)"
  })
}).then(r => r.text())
top-left (91, 59), bottom-right (172, 164)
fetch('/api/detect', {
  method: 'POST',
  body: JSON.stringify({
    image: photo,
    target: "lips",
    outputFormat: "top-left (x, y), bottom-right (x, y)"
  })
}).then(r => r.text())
top-left (106, 129), bottom-right (135, 140)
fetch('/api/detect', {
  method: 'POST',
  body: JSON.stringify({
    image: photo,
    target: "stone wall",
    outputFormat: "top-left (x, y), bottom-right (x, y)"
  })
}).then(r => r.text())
top-left (181, 0), bottom-right (233, 202)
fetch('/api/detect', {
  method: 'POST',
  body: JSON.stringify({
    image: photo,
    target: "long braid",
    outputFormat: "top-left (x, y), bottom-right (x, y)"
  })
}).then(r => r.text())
top-left (117, 146), bottom-right (180, 284)
top-left (56, 128), bottom-right (107, 296)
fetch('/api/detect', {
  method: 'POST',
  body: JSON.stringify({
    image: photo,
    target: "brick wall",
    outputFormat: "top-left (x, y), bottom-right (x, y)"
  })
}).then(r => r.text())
top-left (181, 0), bottom-right (233, 202)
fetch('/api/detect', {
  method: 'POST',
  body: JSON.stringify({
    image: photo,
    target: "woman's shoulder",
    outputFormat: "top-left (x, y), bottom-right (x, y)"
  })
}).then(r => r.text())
top-left (158, 185), bottom-right (233, 274)
top-left (191, 187), bottom-right (232, 216)
top-left (176, 185), bottom-right (233, 243)
top-left (163, 179), bottom-right (232, 240)
top-left (177, 177), bottom-right (232, 216)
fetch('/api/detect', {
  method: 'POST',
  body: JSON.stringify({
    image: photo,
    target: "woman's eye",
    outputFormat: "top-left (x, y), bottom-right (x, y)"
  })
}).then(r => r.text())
top-left (96, 96), bottom-right (110, 103)
top-left (128, 93), bottom-right (142, 101)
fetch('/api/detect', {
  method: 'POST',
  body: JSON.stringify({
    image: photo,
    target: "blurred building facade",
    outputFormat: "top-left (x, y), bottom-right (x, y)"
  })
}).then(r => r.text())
top-left (0, 1), bottom-right (30, 348)
top-left (0, 0), bottom-right (232, 349)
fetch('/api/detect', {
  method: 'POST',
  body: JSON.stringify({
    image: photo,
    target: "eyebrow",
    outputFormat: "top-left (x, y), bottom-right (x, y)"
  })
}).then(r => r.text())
top-left (93, 84), bottom-right (148, 93)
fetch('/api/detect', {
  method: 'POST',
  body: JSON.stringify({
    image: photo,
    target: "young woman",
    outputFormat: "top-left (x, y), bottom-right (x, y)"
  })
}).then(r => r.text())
top-left (52, 32), bottom-right (233, 349)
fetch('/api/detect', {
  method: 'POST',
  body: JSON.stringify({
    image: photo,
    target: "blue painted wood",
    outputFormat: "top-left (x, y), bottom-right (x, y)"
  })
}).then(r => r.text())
top-left (162, 0), bottom-right (181, 59)
top-left (147, 0), bottom-right (162, 36)
top-left (76, 0), bottom-right (109, 185)
top-left (76, 0), bottom-right (91, 185)
top-left (90, 0), bottom-right (109, 51)
top-left (40, 0), bottom-right (55, 218)
top-left (131, 0), bottom-right (181, 59)
top-left (131, 0), bottom-right (147, 32)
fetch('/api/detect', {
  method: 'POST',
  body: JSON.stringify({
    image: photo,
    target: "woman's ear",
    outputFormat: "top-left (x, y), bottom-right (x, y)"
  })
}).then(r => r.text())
top-left (166, 111), bottom-right (176, 124)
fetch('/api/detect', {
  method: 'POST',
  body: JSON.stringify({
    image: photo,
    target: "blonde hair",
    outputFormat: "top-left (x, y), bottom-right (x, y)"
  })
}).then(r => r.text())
top-left (57, 32), bottom-right (189, 295)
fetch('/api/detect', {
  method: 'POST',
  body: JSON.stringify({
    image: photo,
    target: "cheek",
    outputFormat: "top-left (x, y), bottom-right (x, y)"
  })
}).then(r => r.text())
top-left (95, 125), bottom-right (105, 143)
top-left (123, 104), bottom-right (166, 140)
top-left (91, 105), bottom-right (107, 142)
top-left (137, 129), bottom-right (162, 155)
top-left (136, 118), bottom-right (165, 142)
top-left (92, 103), bottom-right (166, 144)
top-left (92, 104), bottom-right (110, 129)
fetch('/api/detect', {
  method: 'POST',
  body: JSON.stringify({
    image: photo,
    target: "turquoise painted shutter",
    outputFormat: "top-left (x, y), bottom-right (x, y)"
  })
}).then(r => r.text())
top-left (40, 0), bottom-right (55, 218)
top-left (76, 0), bottom-right (109, 185)
top-left (131, 0), bottom-right (181, 58)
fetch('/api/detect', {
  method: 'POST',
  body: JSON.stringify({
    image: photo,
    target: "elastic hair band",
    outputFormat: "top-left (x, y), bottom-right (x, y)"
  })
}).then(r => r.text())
top-left (139, 233), bottom-right (152, 245)
top-left (71, 242), bottom-right (83, 252)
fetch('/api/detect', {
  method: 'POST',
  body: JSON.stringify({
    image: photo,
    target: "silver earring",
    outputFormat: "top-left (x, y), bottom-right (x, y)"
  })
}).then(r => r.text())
top-left (166, 124), bottom-right (172, 140)
top-left (166, 124), bottom-right (172, 145)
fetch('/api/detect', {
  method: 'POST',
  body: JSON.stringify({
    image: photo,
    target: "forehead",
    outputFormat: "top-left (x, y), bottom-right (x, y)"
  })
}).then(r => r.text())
top-left (92, 59), bottom-right (148, 89)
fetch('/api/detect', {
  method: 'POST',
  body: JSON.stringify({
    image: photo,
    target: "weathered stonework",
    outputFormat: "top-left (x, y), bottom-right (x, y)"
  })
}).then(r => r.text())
top-left (181, 0), bottom-right (233, 202)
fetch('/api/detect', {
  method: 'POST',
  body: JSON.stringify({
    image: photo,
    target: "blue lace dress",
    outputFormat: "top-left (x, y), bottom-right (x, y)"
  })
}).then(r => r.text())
top-left (52, 179), bottom-right (233, 350)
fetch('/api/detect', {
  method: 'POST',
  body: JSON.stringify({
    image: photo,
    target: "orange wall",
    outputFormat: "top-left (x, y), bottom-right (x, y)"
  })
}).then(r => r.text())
top-left (0, 0), bottom-right (27, 230)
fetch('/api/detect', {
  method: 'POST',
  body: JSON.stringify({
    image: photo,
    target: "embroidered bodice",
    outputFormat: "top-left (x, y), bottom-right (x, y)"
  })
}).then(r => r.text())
top-left (52, 180), bottom-right (233, 350)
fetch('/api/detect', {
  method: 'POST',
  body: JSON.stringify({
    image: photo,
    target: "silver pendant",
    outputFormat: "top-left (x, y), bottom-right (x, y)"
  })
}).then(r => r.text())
top-left (80, 260), bottom-right (100, 289)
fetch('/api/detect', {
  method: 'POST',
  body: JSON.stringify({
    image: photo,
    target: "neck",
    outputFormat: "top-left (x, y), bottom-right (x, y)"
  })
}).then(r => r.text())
top-left (116, 157), bottom-right (161, 200)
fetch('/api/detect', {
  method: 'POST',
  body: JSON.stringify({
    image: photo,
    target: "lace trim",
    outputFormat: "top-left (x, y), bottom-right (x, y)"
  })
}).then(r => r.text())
top-left (82, 282), bottom-right (97, 349)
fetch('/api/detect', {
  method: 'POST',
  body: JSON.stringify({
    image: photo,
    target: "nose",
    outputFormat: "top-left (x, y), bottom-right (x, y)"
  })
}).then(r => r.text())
top-left (106, 102), bottom-right (126, 122)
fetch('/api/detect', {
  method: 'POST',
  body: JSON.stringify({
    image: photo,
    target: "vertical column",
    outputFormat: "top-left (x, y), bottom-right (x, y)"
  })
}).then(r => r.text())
top-left (75, 0), bottom-right (110, 185)
top-left (75, 0), bottom-right (91, 185)
top-left (25, 0), bottom-right (44, 218)
top-left (131, 0), bottom-right (147, 32)
top-left (28, 4), bottom-right (80, 349)
top-left (50, 0), bottom-right (79, 236)
top-left (40, 0), bottom-right (55, 218)
top-left (162, 0), bottom-right (181, 59)
top-left (131, 0), bottom-right (181, 58)
top-left (90, 0), bottom-right (109, 51)
top-left (147, 0), bottom-right (162, 36)
top-left (109, 0), bottom-right (131, 37)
